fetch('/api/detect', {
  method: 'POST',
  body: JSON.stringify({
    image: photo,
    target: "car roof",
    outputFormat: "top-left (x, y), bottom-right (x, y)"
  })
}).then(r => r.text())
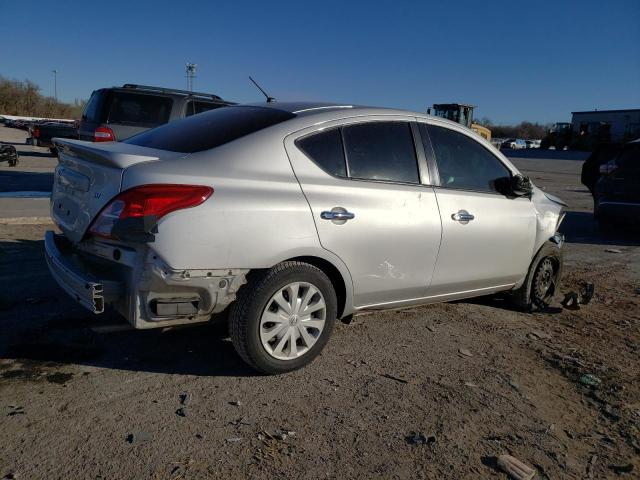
top-left (235, 101), bottom-right (465, 127)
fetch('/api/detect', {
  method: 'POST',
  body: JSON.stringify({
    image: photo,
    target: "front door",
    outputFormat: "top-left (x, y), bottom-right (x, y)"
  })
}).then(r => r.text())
top-left (420, 123), bottom-right (537, 296)
top-left (285, 118), bottom-right (442, 307)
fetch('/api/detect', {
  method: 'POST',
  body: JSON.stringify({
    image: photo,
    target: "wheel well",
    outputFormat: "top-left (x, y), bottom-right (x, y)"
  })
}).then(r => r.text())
top-left (287, 256), bottom-right (347, 318)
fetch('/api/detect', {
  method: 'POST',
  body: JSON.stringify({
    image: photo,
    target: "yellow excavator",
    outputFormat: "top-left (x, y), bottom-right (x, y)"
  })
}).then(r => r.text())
top-left (428, 103), bottom-right (491, 141)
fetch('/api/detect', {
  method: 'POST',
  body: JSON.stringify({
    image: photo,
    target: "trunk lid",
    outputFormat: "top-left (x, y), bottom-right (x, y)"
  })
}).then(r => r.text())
top-left (51, 139), bottom-right (177, 242)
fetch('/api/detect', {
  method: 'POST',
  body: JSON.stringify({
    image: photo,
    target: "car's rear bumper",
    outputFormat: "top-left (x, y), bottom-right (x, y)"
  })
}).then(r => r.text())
top-left (44, 231), bottom-right (123, 314)
top-left (44, 231), bottom-right (249, 329)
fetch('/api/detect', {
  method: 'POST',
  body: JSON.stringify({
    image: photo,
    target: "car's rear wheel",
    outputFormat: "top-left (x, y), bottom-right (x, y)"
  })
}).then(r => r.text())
top-left (229, 261), bottom-right (337, 374)
top-left (510, 241), bottom-right (563, 312)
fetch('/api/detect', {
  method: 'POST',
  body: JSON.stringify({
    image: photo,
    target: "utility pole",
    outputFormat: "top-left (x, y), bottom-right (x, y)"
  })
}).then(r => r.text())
top-left (52, 69), bottom-right (58, 101)
top-left (186, 63), bottom-right (197, 91)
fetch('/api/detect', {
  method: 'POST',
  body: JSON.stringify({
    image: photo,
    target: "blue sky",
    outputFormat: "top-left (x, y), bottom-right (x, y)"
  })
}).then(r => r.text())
top-left (1, 0), bottom-right (638, 124)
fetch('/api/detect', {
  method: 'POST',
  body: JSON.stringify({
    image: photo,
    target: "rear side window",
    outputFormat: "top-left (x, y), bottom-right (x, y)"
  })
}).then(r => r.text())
top-left (185, 100), bottom-right (222, 117)
top-left (106, 92), bottom-right (173, 127)
top-left (425, 124), bottom-right (511, 192)
top-left (296, 129), bottom-right (347, 177)
top-left (343, 122), bottom-right (419, 183)
top-left (82, 91), bottom-right (102, 122)
top-left (125, 106), bottom-right (296, 153)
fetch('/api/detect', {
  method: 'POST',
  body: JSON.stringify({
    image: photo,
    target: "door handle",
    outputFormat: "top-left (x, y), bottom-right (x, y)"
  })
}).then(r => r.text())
top-left (451, 210), bottom-right (475, 222)
top-left (321, 210), bottom-right (355, 221)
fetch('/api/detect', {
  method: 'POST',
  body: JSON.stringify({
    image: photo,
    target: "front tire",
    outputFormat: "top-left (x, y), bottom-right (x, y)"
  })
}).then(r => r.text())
top-left (229, 261), bottom-right (337, 374)
top-left (510, 241), bottom-right (563, 312)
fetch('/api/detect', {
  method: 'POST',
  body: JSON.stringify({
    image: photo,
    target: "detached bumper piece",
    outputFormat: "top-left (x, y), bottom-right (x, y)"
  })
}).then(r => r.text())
top-left (44, 231), bottom-right (122, 314)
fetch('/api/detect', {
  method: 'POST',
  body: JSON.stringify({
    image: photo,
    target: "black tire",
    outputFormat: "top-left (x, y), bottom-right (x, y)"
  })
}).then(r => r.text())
top-left (510, 241), bottom-right (563, 312)
top-left (229, 261), bottom-right (337, 374)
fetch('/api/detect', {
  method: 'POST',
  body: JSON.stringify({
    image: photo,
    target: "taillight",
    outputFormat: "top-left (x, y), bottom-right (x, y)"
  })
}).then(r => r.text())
top-left (87, 184), bottom-right (213, 239)
top-left (33, 127), bottom-right (40, 138)
top-left (94, 126), bottom-right (115, 142)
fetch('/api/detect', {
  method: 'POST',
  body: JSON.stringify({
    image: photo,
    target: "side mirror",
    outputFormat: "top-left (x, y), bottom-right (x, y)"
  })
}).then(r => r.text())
top-left (510, 174), bottom-right (533, 197)
top-left (494, 174), bottom-right (533, 198)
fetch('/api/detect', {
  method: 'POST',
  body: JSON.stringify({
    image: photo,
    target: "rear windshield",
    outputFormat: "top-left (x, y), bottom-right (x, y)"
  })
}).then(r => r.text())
top-left (106, 92), bottom-right (173, 127)
top-left (124, 106), bottom-right (296, 153)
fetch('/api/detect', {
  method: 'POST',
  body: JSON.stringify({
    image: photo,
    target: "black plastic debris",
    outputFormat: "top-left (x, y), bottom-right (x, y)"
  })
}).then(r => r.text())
top-left (405, 432), bottom-right (436, 446)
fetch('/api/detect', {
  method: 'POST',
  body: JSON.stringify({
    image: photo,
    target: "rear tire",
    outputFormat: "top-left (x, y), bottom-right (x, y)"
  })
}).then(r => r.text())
top-left (510, 241), bottom-right (563, 312)
top-left (229, 261), bottom-right (337, 374)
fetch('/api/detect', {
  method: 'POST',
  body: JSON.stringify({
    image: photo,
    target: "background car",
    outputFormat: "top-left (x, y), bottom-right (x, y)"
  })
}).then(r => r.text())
top-left (46, 103), bottom-right (565, 374)
top-left (78, 83), bottom-right (233, 142)
top-left (594, 138), bottom-right (640, 226)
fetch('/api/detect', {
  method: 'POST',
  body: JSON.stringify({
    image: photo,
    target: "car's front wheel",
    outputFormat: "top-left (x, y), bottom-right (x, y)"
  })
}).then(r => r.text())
top-left (229, 261), bottom-right (337, 374)
top-left (510, 241), bottom-right (563, 312)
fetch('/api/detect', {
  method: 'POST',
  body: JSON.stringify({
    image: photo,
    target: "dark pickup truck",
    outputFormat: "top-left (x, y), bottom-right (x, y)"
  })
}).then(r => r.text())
top-left (28, 121), bottom-right (78, 152)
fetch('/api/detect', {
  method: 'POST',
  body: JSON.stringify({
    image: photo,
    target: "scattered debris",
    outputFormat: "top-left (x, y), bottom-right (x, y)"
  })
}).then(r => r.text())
top-left (229, 400), bottom-right (242, 406)
top-left (458, 348), bottom-right (473, 357)
top-left (380, 373), bottom-right (409, 384)
top-left (604, 248), bottom-right (622, 254)
top-left (634, 287), bottom-right (640, 295)
top-left (405, 432), bottom-right (436, 446)
top-left (126, 431), bottom-right (152, 444)
top-left (562, 282), bottom-right (595, 310)
top-left (561, 291), bottom-right (580, 310)
top-left (230, 417), bottom-right (254, 427)
top-left (175, 407), bottom-right (187, 417)
top-left (273, 429), bottom-right (296, 441)
top-left (179, 393), bottom-right (191, 406)
top-left (529, 329), bottom-right (551, 340)
top-left (7, 406), bottom-right (24, 417)
top-left (609, 463), bottom-right (634, 474)
top-left (496, 454), bottom-right (536, 480)
top-left (426, 325), bottom-right (437, 333)
top-left (580, 282), bottom-right (595, 305)
top-left (579, 374), bottom-right (602, 387)
top-left (464, 382), bottom-right (478, 388)
top-left (225, 437), bottom-right (243, 443)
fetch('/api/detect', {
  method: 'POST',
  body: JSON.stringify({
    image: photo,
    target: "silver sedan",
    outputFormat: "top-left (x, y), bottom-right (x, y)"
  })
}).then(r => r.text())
top-left (46, 102), bottom-right (566, 373)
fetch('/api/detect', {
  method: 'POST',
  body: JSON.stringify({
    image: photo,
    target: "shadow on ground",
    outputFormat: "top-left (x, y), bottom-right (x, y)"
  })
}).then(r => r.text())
top-left (0, 237), bottom-right (256, 378)
top-left (560, 211), bottom-right (640, 246)
top-left (0, 170), bottom-right (53, 192)
top-left (16, 150), bottom-right (55, 158)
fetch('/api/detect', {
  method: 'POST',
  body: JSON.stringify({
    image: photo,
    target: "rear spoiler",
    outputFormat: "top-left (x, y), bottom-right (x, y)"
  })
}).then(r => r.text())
top-left (53, 138), bottom-right (160, 169)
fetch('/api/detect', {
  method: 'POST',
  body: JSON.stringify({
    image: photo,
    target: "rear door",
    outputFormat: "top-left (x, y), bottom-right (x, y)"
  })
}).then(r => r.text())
top-left (286, 117), bottom-right (442, 308)
top-left (420, 123), bottom-right (536, 296)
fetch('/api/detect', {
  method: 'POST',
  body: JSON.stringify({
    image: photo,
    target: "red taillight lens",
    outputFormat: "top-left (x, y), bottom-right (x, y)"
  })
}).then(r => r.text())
top-left (94, 126), bottom-right (115, 142)
top-left (88, 184), bottom-right (213, 239)
top-left (33, 127), bottom-right (40, 138)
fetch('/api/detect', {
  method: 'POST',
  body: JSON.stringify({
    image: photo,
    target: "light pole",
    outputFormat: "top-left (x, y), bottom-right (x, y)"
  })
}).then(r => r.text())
top-left (52, 69), bottom-right (58, 101)
top-left (186, 63), bottom-right (197, 91)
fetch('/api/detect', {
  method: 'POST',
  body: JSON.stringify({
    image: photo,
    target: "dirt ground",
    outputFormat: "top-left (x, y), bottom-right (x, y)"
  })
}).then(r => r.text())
top-left (0, 136), bottom-right (639, 479)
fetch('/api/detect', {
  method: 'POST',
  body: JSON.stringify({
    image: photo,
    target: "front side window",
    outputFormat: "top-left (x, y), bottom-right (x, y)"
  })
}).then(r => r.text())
top-left (342, 122), bottom-right (419, 183)
top-left (296, 128), bottom-right (347, 177)
top-left (424, 124), bottom-right (511, 192)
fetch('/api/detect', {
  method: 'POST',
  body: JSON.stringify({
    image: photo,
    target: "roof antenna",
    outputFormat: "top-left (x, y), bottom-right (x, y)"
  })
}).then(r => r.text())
top-left (249, 76), bottom-right (276, 103)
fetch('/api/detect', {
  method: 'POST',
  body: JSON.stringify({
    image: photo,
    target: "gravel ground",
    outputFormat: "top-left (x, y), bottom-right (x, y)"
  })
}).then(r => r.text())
top-left (0, 128), bottom-right (638, 479)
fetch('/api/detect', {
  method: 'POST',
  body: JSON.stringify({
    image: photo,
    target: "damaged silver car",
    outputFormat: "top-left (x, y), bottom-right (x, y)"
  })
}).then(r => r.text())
top-left (45, 103), bottom-right (566, 373)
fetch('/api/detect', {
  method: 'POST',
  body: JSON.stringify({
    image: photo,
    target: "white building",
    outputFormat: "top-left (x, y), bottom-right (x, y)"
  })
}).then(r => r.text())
top-left (571, 109), bottom-right (640, 141)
